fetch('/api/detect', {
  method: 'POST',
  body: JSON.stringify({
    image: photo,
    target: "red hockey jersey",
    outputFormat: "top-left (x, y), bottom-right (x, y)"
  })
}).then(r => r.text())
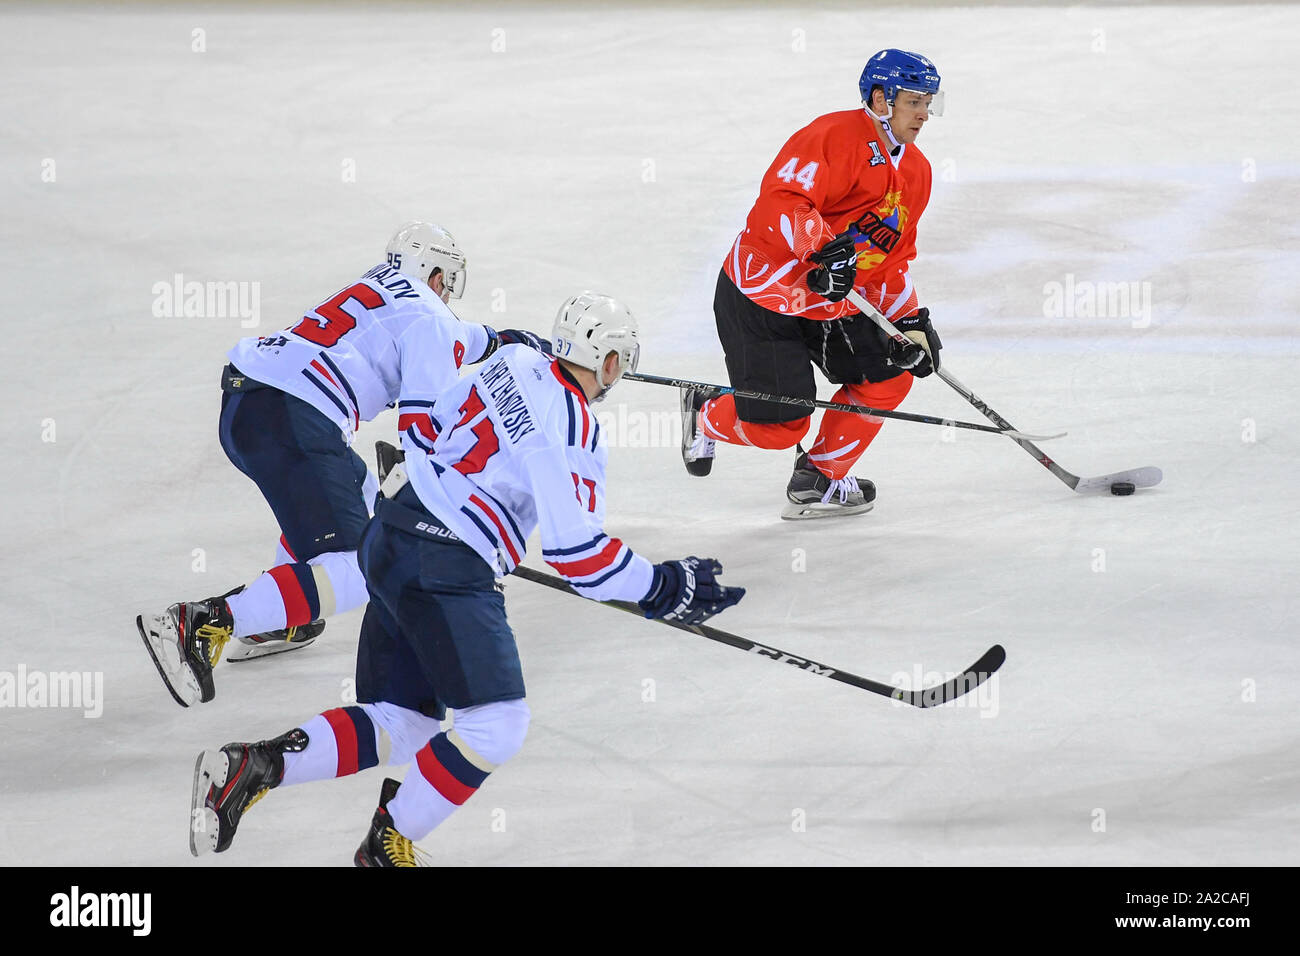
top-left (722, 108), bottom-right (931, 320)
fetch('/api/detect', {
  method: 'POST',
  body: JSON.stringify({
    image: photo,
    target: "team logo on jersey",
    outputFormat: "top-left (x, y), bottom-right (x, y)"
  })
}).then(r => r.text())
top-left (850, 189), bottom-right (907, 269)
top-left (854, 210), bottom-right (901, 253)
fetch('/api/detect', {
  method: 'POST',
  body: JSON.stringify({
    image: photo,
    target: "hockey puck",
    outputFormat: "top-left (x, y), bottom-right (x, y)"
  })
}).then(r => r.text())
top-left (1110, 481), bottom-right (1136, 496)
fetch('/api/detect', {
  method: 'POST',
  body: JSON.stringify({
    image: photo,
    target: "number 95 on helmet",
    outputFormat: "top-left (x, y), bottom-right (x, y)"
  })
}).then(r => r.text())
top-left (385, 221), bottom-right (467, 299)
top-left (552, 292), bottom-right (640, 400)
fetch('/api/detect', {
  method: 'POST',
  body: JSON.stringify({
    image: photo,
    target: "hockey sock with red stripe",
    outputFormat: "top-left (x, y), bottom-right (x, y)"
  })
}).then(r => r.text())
top-left (280, 706), bottom-right (383, 786)
top-left (279, 702), bottom-right (445, 786)
top-left (224, 551), bottom-right (368, 638)
top-left (387, 699), bottom-right (529, 841)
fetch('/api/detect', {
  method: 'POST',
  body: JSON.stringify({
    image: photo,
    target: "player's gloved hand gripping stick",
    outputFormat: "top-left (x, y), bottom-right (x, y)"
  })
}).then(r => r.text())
top-left (887, 308), bottom-right (942, 378)
top-left (845, 288), bottom-right (1163, 495)
top-left (805, 233), bottom-right (859, 303)
top-left (637, 556), bottom-right (744, 626)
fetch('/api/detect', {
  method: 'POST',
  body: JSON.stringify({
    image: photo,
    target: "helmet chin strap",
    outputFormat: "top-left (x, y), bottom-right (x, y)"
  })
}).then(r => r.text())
top-left (863, 101), bottom-right (903, 151)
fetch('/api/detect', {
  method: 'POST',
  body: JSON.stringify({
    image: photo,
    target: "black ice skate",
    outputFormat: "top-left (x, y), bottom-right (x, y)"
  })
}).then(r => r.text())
top-left (781, 447), bottom-right (875, 520)
top-left (680, 384), bottom-right (720, 477)
top-left (189, 729), bottom-right (306, 857)
top-left (226, 619), bottom-right (326, 662)
top-left (137, 597), bottom-right (236, 706)
top-left (354, 778), bottom-right (428, 868)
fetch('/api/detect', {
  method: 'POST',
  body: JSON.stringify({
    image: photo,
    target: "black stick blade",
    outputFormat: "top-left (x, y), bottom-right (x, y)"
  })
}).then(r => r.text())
top-left (895, 644), bottom-right (1007, 709)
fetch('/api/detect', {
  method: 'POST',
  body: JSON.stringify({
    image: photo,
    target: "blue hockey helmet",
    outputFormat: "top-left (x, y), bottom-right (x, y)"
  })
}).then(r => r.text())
top-left (859, 49), bottom-right (943, 116)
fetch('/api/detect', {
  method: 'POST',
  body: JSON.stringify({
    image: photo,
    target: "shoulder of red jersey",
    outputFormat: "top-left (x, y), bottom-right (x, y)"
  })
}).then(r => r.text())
top-left (902, 141), bottom-right (932, 174)
top-left (789, 108), bottom-right (875, 152)
top-left (803, 107), bottom-right (875, 131)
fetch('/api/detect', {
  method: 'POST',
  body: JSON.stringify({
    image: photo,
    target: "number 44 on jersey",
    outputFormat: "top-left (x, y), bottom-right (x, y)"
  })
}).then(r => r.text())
top-left (776, 158), bottom-right (819, 191)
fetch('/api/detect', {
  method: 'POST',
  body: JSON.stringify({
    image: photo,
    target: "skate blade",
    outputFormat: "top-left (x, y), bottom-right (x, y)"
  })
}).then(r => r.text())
top-left (137, 613), bottom-right (200, 708)
top-left (226, 635), bottom-right (317, 662)
top-left (189, 749), bottom-right (230, 857)
top-left (780, 500), bottom-right (874, 521)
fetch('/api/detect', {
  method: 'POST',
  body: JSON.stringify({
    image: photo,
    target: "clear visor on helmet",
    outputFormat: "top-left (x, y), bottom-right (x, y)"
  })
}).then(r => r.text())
top-left (596, 339), bottom-right (640, 400)
top-left (426, 244), bottom-right (466, 300)
top-left (892, 86), bottom-right (944, 117)
top-left (442, 263), bottom-right (466, 299)
top-left (607, 340), bottom-right (640, 383)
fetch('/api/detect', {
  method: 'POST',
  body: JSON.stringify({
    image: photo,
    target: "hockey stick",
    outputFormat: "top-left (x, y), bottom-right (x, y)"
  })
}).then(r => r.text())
top-left (844, 289), bottom-right (1163, 494)
top-left (510, 563), bottom-right (1005, 708)
top-left (623, 370), bottom-right (1063, 442)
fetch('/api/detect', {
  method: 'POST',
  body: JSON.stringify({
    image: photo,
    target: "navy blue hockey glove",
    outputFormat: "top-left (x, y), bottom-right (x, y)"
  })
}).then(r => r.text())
top-left (805, 233), bottom-right (858, 303)
top-left (638, 557), bottom-right (745, 626)
top-left (479, 327), bottom-right (553, 363)
top-left (887, 308), bottom-right (942, 378)
top-left (498, 328), bottom-right (553, 354)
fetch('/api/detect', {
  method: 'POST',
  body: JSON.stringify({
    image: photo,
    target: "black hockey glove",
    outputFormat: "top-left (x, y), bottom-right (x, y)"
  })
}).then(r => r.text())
top-left (887, 308), bottom-right (942, 378)
top-left (638, 557), bottom-right (745, 627)
top-left (805, 233), bottom-right (858, 303)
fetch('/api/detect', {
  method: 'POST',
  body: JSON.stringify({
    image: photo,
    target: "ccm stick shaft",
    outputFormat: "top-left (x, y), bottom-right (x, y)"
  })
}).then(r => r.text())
top-left (511, 564), bottom-right (1005, 708)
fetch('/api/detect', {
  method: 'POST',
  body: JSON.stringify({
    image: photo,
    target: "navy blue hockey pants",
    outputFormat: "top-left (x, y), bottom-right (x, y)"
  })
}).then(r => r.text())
top-left (355, 484), bottom-right (526, 721)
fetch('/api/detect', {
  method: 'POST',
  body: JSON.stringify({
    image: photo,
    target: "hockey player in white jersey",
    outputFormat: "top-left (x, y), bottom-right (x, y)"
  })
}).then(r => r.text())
top-left (138, 221), bottom-right (550, 707)
top-left (186, 292), bottom-right (745, 865)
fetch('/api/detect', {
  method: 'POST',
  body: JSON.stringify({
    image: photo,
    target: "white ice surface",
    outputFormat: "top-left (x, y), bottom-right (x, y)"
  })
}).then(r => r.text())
top-left (2, 3), bottom-right (1298, 866)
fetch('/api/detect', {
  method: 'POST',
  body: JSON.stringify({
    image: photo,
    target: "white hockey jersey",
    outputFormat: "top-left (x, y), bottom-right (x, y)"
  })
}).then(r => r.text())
top-left (402, 345), bottom-right (655, 605)
top-left (227, 263), bottom-right (492, 440)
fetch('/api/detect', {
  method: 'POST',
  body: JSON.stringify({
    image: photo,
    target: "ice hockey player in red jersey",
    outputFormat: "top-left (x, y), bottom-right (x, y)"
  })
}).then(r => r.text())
top-left (681, 49), bottom-right (946, 519)
top-left (137, 221), bottom-right (550, 707)
top-left (185, 292), bottom-right (745, 865)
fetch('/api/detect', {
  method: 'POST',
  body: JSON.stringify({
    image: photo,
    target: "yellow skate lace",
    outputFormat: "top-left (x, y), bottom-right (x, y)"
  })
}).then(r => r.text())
top-left (197, 622), bottom-right (234, 667)
top-left (382, 827), bottom-right (428, 867)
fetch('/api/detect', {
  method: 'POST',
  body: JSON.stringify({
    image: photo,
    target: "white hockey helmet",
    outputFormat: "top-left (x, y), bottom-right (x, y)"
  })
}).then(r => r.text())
top-left (385, 221), bottom-right (467, 299)
top-left (552, 291), bottom-right (640, 398)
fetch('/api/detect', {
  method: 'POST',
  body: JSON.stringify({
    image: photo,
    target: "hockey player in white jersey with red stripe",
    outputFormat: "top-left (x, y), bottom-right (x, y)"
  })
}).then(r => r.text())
top-left (399, 299), bottom-right (647, 593)
top-left (137, 221), bottom-right (550, 708)
top-left (185, 292), bottom-right (746, 865)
